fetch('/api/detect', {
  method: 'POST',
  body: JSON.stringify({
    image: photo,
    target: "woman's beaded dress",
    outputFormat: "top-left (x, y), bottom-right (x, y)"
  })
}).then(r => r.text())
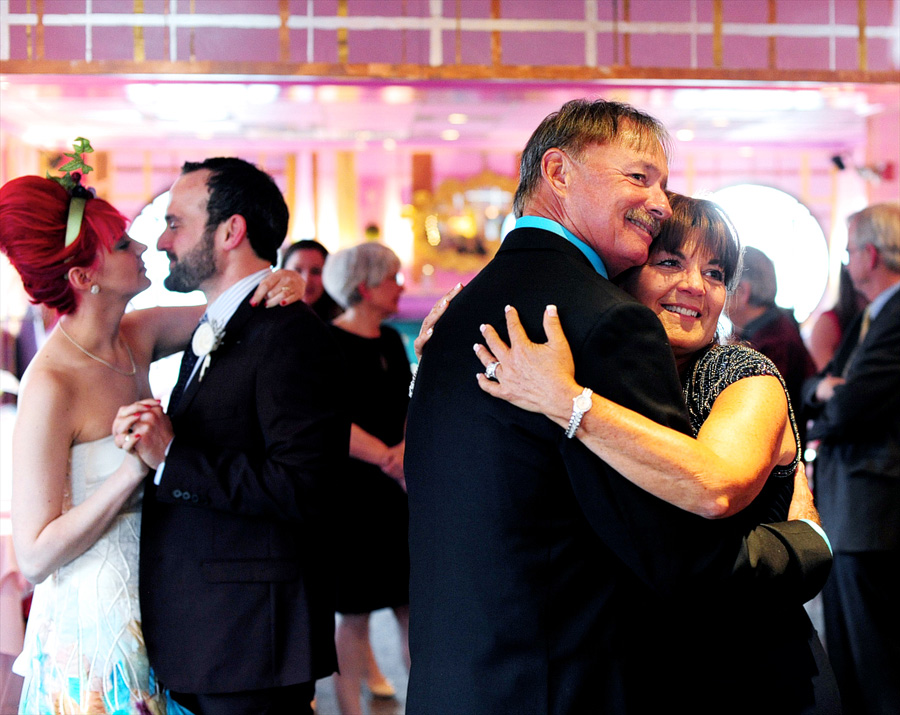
top-left (647, 343), bottom-right (836, 714)
top-left (683, 343), bottom-right (801, 525)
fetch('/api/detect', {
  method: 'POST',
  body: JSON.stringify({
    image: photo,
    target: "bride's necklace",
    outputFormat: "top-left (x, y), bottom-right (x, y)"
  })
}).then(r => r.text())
top-left (57, 321), bottom-right (137, 376)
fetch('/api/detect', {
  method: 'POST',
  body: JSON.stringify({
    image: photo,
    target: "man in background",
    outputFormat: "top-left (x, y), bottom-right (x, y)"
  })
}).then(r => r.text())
top-left (804, 202), bottom-right (900, 715)
top-left (728, 245), bottom-right (816, 431)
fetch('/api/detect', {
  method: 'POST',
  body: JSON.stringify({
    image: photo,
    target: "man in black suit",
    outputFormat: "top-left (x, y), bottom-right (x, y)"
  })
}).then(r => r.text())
top-left (803, 203), bottom-right (900, 715)
top-left (405, 99), bottom-right (832, 714)
top-left (122, 158), bottom-right (349, 714)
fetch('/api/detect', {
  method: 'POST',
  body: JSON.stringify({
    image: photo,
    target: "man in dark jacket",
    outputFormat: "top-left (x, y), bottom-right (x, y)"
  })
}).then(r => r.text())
top-left (804, 202), bottom-right (900, 715)
top-left (406, 99), bottom-right (831, 715)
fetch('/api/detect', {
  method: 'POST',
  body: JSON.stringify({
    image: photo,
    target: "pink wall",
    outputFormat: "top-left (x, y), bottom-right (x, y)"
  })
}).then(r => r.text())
top-left (866, 101), bottom-right (900, 206)
top-left (5, 0), bottom-right (898, 73)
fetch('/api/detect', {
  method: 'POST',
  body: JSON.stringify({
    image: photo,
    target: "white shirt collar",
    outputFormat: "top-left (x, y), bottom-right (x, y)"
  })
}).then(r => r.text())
top-left (204, 268), bottom-right (272, 330)
top-left (867, 280), bottom-right (900, 322)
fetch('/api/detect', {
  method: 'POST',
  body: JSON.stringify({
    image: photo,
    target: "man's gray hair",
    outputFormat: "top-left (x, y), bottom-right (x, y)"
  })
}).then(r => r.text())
top-left (849, 202), bottom-right (900, 273)
top-left (512, 98), bottom-right (672, 218)
top-left (322, 241), bottom-right (401, 309)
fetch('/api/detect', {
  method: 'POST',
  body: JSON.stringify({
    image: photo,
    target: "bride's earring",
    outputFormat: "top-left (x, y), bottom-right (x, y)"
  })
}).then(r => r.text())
top-left (90, 284), bottom-right (101, 295)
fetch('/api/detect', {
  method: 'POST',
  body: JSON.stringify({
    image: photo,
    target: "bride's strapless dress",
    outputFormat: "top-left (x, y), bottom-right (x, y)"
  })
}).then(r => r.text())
top-left (13, 436), bottom-right (165, 715)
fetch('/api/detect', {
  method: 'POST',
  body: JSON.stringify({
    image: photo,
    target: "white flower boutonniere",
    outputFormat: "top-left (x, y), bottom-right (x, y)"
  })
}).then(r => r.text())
top-left (191, 319), bottom-right (225, 382)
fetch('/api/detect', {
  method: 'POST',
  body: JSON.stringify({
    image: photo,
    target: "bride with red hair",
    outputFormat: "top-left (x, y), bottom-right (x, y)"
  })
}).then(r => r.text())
top-left (0, 172), bottom-right (301, 714)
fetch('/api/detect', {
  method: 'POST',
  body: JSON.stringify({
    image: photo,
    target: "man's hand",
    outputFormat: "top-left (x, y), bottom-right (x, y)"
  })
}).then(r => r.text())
top-left (788, 462), bottom-right (821, 525)
top-left (815, 375), bottom-right (845, 403)
top-left (113, 400), bottom-right (174, 470)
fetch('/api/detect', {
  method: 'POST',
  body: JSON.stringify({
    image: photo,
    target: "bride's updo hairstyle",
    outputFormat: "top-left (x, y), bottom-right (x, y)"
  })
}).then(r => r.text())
top-left (0, 175), bottom-right (126, 315)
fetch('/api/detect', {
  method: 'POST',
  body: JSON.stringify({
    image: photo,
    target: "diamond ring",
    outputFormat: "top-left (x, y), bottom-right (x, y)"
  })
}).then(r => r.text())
top-left (485, 361), bottom-right (500, 381)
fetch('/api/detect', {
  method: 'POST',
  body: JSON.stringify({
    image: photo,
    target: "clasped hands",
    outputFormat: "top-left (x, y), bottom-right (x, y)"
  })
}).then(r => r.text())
top-left (113, 399), bottom-right (173, 470)
top-left (111, 271), bottom-right (305, 469)
top-left (380, 440), bottom-right (406, 489)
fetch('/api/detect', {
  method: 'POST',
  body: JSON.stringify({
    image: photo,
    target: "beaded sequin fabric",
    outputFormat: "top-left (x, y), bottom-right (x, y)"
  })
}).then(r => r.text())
top-left (682, 343), bottom-right (802, 523)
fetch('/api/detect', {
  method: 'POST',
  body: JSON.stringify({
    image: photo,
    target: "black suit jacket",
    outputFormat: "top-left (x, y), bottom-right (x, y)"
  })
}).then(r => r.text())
top-left (140, 296), bottom-right (349, 694)
top-left (803, 286), bottom-right (900, 552)
top-left (405, 227), bottom-right (832, 714)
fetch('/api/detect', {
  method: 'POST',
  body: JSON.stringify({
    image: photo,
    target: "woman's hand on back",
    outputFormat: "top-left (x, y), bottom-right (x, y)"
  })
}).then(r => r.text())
top-left (250, 269), bottom-right (306, 308)
top-left (474, 305), bottom-right (580, 419)
top-left (414, 283), bottom-right (463, 360)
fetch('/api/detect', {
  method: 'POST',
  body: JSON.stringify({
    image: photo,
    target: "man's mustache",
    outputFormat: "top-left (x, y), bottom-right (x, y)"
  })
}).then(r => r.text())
top-left (625, 209), bottom-right (662, 239)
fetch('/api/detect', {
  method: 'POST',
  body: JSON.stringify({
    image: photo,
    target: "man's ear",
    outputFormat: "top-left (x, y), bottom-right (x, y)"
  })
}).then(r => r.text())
top-left (541, 148), bottom-right (569, 199)
top-left (864, 242), bottom-right (880, 270)
top-left (221, 214), bottom-right (248, 251)
top-left (356, 282), bottom-right (370, 301)
top-left (735, 281), bottom-right (753, 307)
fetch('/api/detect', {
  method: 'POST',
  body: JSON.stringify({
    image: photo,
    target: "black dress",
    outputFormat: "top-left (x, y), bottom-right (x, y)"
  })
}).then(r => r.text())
top-left (630, 343), bottom-right (840, 715)
top-left (330, 324), bottom-right (411, 614)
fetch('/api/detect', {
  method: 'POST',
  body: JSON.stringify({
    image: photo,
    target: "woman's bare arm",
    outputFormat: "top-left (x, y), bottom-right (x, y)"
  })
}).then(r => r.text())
top-left (122, 269), bottom-right (308, 361)
top-left (11, 370), bottom-right (149, 583)
top-left (473, 305), bottom-right (793, 519)
top-left (806, 311), bottom-right (842, 372)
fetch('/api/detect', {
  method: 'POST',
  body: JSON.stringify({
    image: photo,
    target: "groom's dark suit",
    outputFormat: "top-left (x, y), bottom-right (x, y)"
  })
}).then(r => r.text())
top-left (140, 296), bottom-right (348, 694)
top-left (405, 227), bottom-right (832, 714)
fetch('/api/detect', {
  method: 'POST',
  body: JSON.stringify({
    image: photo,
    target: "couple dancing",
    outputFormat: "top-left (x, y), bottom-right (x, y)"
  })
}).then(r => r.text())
top-left (0, 155), bottom-right (347, 714)
top-left (406, 99), bottom-right (839, 714)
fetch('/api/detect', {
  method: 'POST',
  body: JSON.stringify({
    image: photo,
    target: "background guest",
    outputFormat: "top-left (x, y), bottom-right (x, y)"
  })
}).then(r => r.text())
top-left (728, 245), bottom-right (816, 443)
top-left (803, 203), bottom-right (900, 715)
top-left (806, 265), bottom-right (868, 372)
top-left (321, 242), bottom-right (411, 715)
top-left (282, 240), bottom-right (343, 321)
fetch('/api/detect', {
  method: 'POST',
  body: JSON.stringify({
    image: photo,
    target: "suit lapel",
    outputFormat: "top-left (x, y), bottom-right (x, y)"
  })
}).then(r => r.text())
top-left (833, 288), bottom-right (900, 377)
top-left (171, 296), bottom-right (256, 417)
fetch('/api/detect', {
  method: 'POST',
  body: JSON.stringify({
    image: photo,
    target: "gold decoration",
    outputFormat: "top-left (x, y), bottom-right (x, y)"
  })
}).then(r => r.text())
top-left (408, 169), bottom-right (517, 279)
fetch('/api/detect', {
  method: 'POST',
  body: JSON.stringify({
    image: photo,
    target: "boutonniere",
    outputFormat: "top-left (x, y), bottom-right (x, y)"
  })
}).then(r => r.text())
top-left (192, 319), bottom-right (225, 382)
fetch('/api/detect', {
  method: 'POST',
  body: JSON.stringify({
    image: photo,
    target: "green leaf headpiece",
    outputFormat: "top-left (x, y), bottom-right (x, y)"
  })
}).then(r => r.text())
top-left (47, 137), bottom-right (95, 247)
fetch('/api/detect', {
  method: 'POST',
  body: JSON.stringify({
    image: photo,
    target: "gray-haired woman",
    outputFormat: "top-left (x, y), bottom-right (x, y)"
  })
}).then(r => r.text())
top-left (322, 242), bottom-right (410, 714)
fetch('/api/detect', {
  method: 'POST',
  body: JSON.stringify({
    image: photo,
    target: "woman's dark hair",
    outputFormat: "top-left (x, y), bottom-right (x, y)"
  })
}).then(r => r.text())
top-left (0, 175), bottom-right (125, 315)
top-left (635, 191), bottom-right (743, 292)
top-left (282, 239), bottom-right (329, 266)
top-left (181, 157), bottom-right (288, 266)
top-left (833, 264), bottom-right (864, 332)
